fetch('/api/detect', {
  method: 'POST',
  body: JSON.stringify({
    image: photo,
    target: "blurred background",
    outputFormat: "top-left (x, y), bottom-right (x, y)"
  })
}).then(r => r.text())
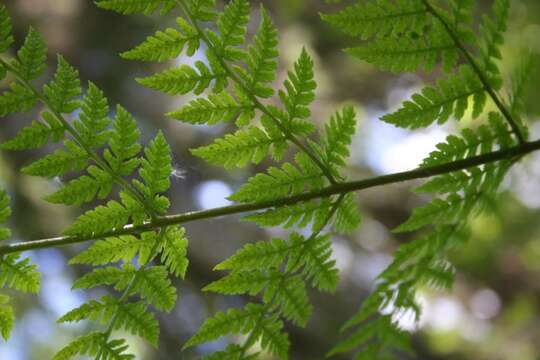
top-left (0, 0), bottom-right (539, 359)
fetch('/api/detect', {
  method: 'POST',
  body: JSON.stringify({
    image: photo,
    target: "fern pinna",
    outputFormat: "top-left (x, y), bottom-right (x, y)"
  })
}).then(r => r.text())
top-left (0, 0), bottom-right (538, 359)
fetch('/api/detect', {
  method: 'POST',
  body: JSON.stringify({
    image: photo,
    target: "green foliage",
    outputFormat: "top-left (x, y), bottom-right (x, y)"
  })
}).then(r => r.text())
top-left (58, 296), bottom-right (159, 346)
top-left (229, 153), bottom-right (325, 202)
top-left (0, 189), bottom-right (11, 241)
top-left (0, 254), bottom-right (41, 293)
top-left (381, 65), bottom-right (486, 129)
top-left (121, 18), bottom-right (199, 62)
top-left (95, 0), bottom-right (175, 15)
top-left (184, 303), bottom-right (289, 359)
top-left (43, 56), bottom-right (82, 114)
top-left (0, 0), bottom-right (535, 358)
top-left (53, 332), bottom-right (134, 360)
top-left (0, 295), bottom-right (14, 341)
top-left (73, 264), bottom-right (177, 311)
top-left (12, 27), bottom-right (47, 81)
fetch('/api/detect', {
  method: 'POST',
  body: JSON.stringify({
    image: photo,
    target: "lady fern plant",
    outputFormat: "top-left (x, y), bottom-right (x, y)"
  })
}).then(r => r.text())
top-left (0, 0), bottom-right (538, 359)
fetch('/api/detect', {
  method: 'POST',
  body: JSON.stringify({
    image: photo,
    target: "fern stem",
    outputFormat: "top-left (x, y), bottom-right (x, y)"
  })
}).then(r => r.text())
top-left (2, 138), bottom-right (540, 256)
top-left (175, 0), bottom-right (338, 185)
top-left (420, 0), bottom-right (526, 144)
top-left (0, 58), bottom-right (155, 214)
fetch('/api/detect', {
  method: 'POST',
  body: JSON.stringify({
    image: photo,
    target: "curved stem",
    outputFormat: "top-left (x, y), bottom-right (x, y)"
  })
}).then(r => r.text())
top-left (421, 0), bottom-right (526, 144)
top-left (2, 138), bottom-right (540, 256)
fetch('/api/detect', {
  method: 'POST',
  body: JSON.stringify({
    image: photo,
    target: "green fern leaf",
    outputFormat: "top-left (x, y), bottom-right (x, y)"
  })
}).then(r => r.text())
top-left (95, 0), bottom-right (174, 15)
top-left (0, 82), bottom-right (37, 117)
top-left (0, 189), bottom-right (12, 241)
top-left (122, 17), bottom-right (199, 62)
top-left (65, 200), bottom-right (130, 236)
top-left (185, 0), bottom-right (217, 22)
top-left (287, 233), bottom-right (339, 292)
top-left (74, 82), bottom-right (111, 148)
top-left (53, 332), bottom-right (134, 360)
top-left (0, 254), bottom-right (41, 293)
top-left (334, 193), bottom-right (362, 234)
top-left (214, 238), bottom-right (289, 272)
top-left (184, 303), bottom-right (289, 358)
top-left (104, 105), bottom-right (142, 177)
top-left (229, 153), bottom-right (325, 203)
top-left (73, 264), bottom-right (177, 311)
top-left (137, 131), bottom-right (172, 198)
top-left (69, 235), bottom-right (141, 266)
top-left (279, 48), bottom-right (316, 123)
top-left (21, 140), bottom-right (87, 177)
top-left (191, 118), bottom-right (287, 169)
top-left (158, 226), bottom-right (189, 278)
top-left (43, 55), bottom-right (81, 114)
top-left (167, 90), bottom-right (255, 125)
top-left (321, 106), bottom-right (357, 173)
top-left (346, 24), bottom-right (457, 73)
top-left (242, 6), bottom-right (278, 98)
top-left (381, 65), bottom-right (486, 129)
top-left (0, 5), bottom-right (13, 53)
top-left (243, 199), bottom-right (332, 230)
top-left (321, 0), bottom-right (430, 40)
top-left (45, 165), bottom-right (114, 205)
top-left (0, 295), bottom-right (14, 341)
top-left (12, 27), bottom-right (47, 80)
top-left (137, 61), bottom-right (225, 95)
top-left (213, 0), bottom-right (250, 60)
top-left (0, 120), bottom-right (55, 151)
top-left (58, 296), bottom-right (159, 346)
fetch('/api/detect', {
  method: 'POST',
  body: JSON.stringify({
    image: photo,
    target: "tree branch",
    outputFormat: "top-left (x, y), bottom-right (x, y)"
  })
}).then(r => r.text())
top-left (2, 138), bottom-right (540, 256)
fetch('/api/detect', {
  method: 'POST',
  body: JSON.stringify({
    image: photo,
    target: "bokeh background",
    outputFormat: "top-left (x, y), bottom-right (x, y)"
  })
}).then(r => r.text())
top-left (0, 0), bottom-right (539, 359)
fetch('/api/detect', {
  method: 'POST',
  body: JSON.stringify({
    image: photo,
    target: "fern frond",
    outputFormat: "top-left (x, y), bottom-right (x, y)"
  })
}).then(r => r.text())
top-left (21, 140), bottom-right (87, 177)
top-left (287, 233), bottom-right (339, 292)
top-left (121, 18), bottom-right (199, 62)
top-left (45, 165), bottom-right (114, 205)
top-left (95, 0), bottom-right (175, 15)
top-left (104, 105), bottom-right (142, 177)
top-left (69, 236), bottom-right (141, 266)
top-left (137, 61), bottom-right (225, 95)
top-left (0, 81), bottom-right (37, 117)
top-left (65, 200), bottom-right (130, 236)
top-left (158, 226), bottom-right (189, 278)
top-left (242, 6), bottom-right (278, 98)
top-left (346, 23), bottom-right (457, 73)
top-left (191, 117), bottom-right (287, 169)
top-left (334, 193), bottom-right (362, 234)
top-left (229, 153), bottom-right (325, 203)
top-left (136, 131), bottom-right (172, 201)
top-left (53, 332), bottom-right (134, 360)
top-left (477, 0), bottom-right (509, 78)
top-left (243, 199), bottom-right (333, 230)
top-left (321, 106), bottom-right (357, 173)
top-left (12, 27), bottom-right (47, 81)
top-left (73, 264), bottom-right (177, 311)
top-left (321, 0), bottom-right (430, 40)
top-left (43, 55), bottom-right (81, 114)
top-left (58, 296), bottom-right (159, 346)
top-left (0, 5), bottom-right (13, 53)
top-left (0, 119), bottom-right (57, 151)
top-left (74, 82), bottom-right (111, 148)
top-left (167, 90), bottom-right (255, 125)
top-left (184, 303), bottom-right (289, 358)
top-left (213, 0), bottom-right (250, 60)
top-left (0, 254), bottom-right (41, 293)
top-left (382, 65), bottom-right (486, 129)
top-left (279, 48), bottom-right (316, 123)
top-left (0, 295), bottom-right (14, 341)
top-left (0, 189), bottom-right (11, 241)
top-left (214, 238), bottom-right (289, 272)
